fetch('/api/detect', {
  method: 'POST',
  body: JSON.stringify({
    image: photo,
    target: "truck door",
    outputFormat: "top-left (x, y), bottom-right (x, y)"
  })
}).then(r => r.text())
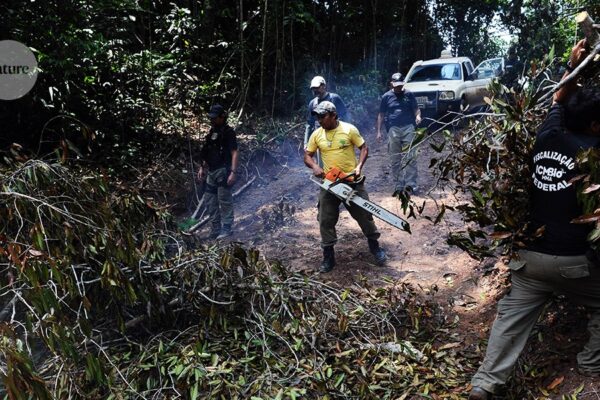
top-left (464, 58), bottom-right (504, 108)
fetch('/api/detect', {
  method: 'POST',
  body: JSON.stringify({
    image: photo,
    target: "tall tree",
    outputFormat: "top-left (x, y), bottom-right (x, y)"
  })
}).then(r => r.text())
top-left (500, 0), bottom-right (583, 61)
top-left (431, 0), bottom-right (505, 60)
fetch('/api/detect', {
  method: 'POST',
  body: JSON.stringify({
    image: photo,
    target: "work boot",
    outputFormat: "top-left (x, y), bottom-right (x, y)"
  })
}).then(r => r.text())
top-left (468, 387), bottom-right (492, 400)
top-left (577, 366), bottom-right (600, 377)
top-left (368, 239), bottom-right (387, 265)
top-left (405, 186), bottom-right (419, 195)
top-left (208, 223), bottom-right (221, 239)
top-left (216, 225), bottom-right (233, 239)
top-left (319, 246), bottom-right (335, 273)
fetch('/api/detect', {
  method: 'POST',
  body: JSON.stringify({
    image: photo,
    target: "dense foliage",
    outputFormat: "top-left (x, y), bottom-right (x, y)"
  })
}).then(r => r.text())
top-left (0, 0), bottom-right (449, 151)
top-left (431, 38), bottom-right (600, 260)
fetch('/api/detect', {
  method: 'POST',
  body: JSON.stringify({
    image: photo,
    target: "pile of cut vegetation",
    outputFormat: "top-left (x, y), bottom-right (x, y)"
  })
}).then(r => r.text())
top-left (0, 153), bottom-right (477, 399)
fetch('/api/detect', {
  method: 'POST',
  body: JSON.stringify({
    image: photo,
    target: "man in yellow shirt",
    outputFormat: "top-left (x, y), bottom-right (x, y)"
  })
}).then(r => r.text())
top-left (304, 101), bottom-right (386, 273)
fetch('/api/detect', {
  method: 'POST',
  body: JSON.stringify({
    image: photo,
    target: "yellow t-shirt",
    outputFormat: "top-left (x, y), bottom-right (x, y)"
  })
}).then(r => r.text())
top-left (307, 121), bottom-right (365, 173)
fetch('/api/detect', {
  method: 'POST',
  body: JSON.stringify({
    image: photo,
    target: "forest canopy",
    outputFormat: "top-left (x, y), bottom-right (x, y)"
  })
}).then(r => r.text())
top-left (2, 0), bottom-right (596, 149)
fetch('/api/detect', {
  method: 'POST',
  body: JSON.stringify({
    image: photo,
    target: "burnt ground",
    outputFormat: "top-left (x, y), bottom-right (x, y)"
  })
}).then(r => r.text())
top-left (189, 127), bottom-right (600, 399)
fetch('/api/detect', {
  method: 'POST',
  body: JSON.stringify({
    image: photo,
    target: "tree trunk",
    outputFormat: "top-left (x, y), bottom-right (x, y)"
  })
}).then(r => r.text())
top-left (238, 0), bottom-right (247, 113)
top-left (279, 0), bottom-right (286, 109)
top-left (203, 0), bottom-right (216, 42)
top-left (239, 0), bottom-right (244, 86)
top-left (271, 0), bottom-right (279, 117)
top-left (290, 13), bottom-right (296, 108)
top-left (398, 0), bottom-right (407, 72)
top-left (371, 0), bottom-right (378, 70)
top-left (260, 0), bottom-right (268, 104)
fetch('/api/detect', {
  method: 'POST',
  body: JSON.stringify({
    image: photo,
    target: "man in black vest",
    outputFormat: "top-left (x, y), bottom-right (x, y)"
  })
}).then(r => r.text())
top-left (469, 39), bottom-right (600, 399)
top-left (198, 104), bottom-right (239, 239)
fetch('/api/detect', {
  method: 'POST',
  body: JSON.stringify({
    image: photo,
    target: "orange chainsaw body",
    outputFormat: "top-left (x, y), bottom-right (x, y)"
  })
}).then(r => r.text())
top-left (324, 167), bottom-right (354, 182)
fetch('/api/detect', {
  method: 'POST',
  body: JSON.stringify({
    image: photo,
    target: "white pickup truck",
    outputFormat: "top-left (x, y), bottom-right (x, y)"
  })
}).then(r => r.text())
top-left (403, 52), bottom-right (504, 121)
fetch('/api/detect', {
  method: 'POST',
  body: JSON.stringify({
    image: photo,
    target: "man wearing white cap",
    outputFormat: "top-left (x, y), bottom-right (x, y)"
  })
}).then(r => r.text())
top-left (304, 75), bottom-right (349, 149)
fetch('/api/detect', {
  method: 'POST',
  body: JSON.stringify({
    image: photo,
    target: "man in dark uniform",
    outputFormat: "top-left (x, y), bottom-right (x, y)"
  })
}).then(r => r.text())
top-left (469, 39), bottom-right (600, 399)
top-left (197, 104), bottom-right (239, 239)
top-left (376, 72), bottom-right (422, 195)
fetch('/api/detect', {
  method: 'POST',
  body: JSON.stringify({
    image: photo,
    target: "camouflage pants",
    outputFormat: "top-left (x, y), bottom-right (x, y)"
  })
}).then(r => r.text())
top-left (204, 167), bottom-right (234, 233)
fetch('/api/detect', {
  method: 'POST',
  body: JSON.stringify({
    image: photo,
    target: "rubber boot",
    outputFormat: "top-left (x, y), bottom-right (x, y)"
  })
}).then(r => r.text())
top-left (368, 239), bottom-right (387, 265)
top-left (319, 246), bottom-right (335, 273)
top-left (217, 224), bottom-right (233, 239)
top-left (209, 224), bottom-right (221, 239)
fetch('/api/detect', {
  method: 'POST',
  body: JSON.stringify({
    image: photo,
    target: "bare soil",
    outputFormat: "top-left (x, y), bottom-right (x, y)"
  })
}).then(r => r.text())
top-left (192, 128), bottom-right (600, 399)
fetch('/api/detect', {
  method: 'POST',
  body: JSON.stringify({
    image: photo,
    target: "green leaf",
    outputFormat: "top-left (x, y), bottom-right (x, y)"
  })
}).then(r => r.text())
top-left (190, 383), bottom-right (199, 400)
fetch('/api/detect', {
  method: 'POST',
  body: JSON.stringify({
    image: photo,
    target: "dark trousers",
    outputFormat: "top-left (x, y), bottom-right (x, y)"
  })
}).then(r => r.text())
top-left (317, 183), bottom-right (380, 247)
top-left (205, 167), bottom-right (233, 233)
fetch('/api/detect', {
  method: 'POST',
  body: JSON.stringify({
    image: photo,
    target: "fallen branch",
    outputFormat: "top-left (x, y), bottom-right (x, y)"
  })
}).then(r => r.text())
top-left (0, 294), bottom-right (18, 322)
top-left (233, 175), bottom-right (257, 197)
top-left (265, 122), bottom-right (304, 144)
top-left (190, 196), bottom-right (205, 220)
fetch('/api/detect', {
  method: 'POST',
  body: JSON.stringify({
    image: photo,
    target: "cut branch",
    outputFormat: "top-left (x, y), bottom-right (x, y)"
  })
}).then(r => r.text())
top-left (537, 42), bottom-right (600, 104)
top-left (576, 11), bottom-right (600, 48)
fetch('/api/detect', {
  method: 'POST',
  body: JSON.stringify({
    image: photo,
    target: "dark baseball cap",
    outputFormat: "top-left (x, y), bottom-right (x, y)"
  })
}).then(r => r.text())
top-left (208, 104), bottom-right (226, 118)
top-left (391, 72), bottom-right (405, 87)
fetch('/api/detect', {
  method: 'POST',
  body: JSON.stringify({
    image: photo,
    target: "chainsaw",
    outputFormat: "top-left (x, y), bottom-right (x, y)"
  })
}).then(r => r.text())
top-left (310, 167), bottom-right (411, 233)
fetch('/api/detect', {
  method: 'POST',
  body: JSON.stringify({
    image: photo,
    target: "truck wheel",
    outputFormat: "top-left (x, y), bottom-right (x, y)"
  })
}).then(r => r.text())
top-left (454, 96), bottom-right (469, 129)
top-left (460, 96), bottom-right (469, 113)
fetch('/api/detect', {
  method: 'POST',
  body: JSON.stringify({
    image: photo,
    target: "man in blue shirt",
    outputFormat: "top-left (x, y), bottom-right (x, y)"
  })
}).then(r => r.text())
top-left (304, 75), bottom-right (350, 148)
top-left (376, 73), bottom-right (421, 195)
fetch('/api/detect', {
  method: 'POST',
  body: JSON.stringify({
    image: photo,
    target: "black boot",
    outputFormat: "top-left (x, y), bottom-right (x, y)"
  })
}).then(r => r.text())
top-left (217, 224), bottom-right (233, 239)
top-left (319, 246), bottom-right (335, 273)
top-left (468, 387), bottom-right (492, 400)
top-left (368, 239), bottom-right (387, 265)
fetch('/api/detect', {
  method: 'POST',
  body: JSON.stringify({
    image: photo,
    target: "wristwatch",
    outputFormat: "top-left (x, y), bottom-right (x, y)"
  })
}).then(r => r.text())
top-left (566, 61), bottom-right (575, 72)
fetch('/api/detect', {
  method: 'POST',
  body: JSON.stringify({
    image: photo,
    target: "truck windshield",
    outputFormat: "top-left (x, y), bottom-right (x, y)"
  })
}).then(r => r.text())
top-left (406, 63), bottom-right (461, 82)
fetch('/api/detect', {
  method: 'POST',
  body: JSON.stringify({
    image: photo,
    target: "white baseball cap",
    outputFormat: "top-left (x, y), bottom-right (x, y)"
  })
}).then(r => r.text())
top-left (310, 76), bottom-right (326, 88)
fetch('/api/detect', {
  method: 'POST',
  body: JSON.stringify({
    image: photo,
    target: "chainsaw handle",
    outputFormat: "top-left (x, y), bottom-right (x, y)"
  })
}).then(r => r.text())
top-left (332, 172), bottom-right (365, 185)
top-left (345, 173), bottom-right (365, 185)
top-left (342, 172), bottom-right (356, 180)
